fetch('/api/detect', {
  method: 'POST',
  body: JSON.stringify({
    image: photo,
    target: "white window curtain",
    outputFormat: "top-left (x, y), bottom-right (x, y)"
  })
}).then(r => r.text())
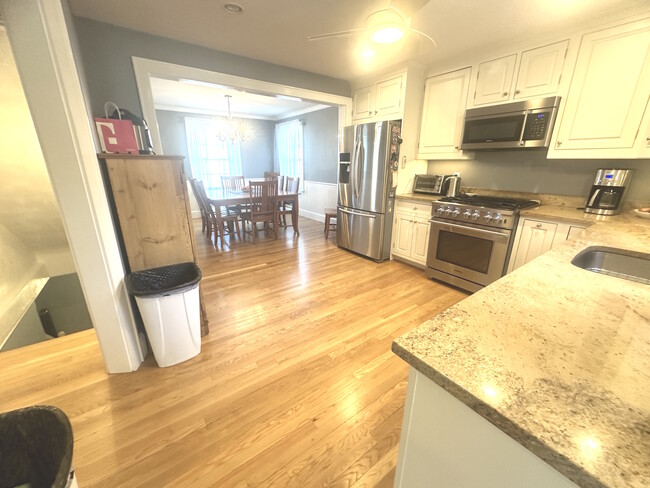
top-left (274, 119), bottom-right (304, 187)
top-left (185, 117), bottom-right (243, 189)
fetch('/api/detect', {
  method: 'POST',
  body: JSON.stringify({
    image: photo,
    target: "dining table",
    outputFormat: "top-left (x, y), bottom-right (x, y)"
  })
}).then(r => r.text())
top-left (205, 186), bottom-right (300, 240)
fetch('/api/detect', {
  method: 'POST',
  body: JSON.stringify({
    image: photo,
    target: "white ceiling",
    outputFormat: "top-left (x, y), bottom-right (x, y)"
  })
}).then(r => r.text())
top-left (69, 0), bottom-right (650, 80)
top-left (150, 77), bottom-right (329, 119)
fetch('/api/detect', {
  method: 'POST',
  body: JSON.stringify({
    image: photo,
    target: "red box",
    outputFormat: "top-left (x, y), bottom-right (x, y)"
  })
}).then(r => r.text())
top-left (95, 118), bottom-right (139, 154)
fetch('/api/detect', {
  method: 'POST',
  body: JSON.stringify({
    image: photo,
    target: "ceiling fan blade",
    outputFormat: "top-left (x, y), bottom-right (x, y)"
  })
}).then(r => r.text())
top-left (389, 0), bottom-right (431, 18)
top-left (409, 27), bottom-right (437, 48)
top-left (307, 29), bottom-right (365, 41)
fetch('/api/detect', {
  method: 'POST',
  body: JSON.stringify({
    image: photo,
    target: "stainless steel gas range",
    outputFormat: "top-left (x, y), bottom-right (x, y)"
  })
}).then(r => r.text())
top-left (426, 195), bottom-right (539, 292)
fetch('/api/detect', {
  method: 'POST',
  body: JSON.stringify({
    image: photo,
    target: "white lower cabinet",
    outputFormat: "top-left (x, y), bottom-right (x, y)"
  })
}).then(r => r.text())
top-left (508, 216), bottom-right (588, 273)
top-left (392, 201), bottom-right (432, 267)
top-left (395, 368), bottom-right (579, 488)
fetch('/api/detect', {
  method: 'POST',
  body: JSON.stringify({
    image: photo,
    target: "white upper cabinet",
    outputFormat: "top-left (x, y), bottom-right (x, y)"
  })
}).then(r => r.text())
top-left (418, 67), bottom-right (472, 159)
top-left (514, 40), bottom-right (569, 99)
top-left (352, 73), bottom-right (405, 122)
top-left (473, 54), bottom-right (517, 105)
top-left (352, 86), bottom-right (374, 121)
top-left (549, 18), bottom-right (650, 158)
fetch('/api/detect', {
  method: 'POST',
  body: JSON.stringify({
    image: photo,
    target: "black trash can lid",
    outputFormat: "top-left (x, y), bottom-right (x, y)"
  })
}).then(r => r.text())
top-left (125, 262), bottom-right (202, 297)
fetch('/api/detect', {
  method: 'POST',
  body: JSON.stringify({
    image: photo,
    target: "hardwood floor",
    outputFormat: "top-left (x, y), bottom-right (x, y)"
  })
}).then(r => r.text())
top-left (0, 218), bottom-right (468, 487)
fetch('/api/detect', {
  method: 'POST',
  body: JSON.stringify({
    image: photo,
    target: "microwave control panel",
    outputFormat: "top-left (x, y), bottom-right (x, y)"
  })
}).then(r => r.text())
top-left (523, 112), bottom-right (550, 140)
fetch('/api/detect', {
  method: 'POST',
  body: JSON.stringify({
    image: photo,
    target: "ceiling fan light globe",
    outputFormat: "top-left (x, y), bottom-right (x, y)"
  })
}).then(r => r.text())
top-left (370, 25), bottom-right (404, 43)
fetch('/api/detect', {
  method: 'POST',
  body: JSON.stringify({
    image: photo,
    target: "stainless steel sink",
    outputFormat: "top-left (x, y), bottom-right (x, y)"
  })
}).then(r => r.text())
top-left (571, 246), bottom-right (650, 284)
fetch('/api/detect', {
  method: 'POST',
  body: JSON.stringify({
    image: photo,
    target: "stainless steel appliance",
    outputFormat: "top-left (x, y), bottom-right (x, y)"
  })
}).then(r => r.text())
top-left (445, 175), bottom-right (461, 197)
top-left (426, 195), bottom-right (539, 292)
top-left (337, 120), bottom-right (402, 261)
top-left (413, 174), bottom-right (451, 195)
top-left (584, 168), bottom-right (632, 216)
top-left (460, 96), bottom-right (561, 150)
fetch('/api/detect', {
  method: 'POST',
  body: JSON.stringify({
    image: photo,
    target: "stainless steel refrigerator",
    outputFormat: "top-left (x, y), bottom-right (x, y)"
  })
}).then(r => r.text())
top-left (337, 120), bottom-right (402, 261)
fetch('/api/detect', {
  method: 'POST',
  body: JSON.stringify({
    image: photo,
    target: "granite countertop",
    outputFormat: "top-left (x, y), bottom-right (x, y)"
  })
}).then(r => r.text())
top-left (392, 209), bottom-right (650, 488)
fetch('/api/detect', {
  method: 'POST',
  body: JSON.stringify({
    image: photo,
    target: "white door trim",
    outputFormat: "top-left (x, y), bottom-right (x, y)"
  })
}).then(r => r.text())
top-left (2, 0), bottom-right (144, 372)
top-left (131, 57), bottom-right (353, 154)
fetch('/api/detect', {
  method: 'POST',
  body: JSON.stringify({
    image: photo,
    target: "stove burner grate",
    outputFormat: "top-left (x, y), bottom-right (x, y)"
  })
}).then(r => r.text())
top-left (439, 194), bottom-right (540, 210)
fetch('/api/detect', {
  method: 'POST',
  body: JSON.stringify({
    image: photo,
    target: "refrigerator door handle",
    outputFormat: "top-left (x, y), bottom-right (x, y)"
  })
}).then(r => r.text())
top-left (339, 208), bottom-right (377, 218)
top-left (353, 137), bottom-right (362, 198)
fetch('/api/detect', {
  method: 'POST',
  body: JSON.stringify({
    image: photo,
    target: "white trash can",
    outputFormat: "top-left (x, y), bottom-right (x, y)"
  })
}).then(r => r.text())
top-left (126, 262), bottom-right (202, 367)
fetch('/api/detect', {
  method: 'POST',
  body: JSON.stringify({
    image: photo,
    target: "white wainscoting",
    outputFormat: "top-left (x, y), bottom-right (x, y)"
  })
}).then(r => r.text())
top-left (299, 180), bottom-right (338, 223)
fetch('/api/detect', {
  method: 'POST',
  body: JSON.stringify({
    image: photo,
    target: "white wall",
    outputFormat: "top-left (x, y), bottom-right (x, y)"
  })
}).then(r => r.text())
top-left (300, 180), bottom-right (338, 223)
top-left (2, 0), bottom-right (143, 372)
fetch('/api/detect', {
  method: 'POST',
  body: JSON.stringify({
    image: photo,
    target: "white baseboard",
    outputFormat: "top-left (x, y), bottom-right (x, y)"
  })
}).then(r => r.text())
top-left (300, 209), bottom-right (326, 223)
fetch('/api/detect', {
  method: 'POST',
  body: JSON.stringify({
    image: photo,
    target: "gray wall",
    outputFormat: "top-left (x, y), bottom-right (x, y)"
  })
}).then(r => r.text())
top-left (428, 152), bottom-right (650, 202)
top-left (276, 106), bottom-right (338, 184)
top-left (72, 17), bottom-right (350, 120)
top-left (156, 110), bottom-right (275, 178)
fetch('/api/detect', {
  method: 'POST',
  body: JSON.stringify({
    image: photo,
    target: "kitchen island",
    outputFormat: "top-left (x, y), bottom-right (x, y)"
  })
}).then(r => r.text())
top-left (392, 209), bottom-right (650, 488)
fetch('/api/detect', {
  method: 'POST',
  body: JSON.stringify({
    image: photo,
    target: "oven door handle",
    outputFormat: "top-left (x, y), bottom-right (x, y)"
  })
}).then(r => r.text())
top-left (430, 220), bottom-right (510, 241)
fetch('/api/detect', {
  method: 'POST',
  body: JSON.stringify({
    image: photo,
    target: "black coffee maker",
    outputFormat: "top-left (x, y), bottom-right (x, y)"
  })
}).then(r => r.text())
top-left (584, 168), bottom-right (632, 216)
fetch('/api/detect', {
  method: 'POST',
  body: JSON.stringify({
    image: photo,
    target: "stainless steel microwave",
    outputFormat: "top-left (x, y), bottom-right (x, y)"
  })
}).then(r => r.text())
top-left (460, 96), bottom-right (561, 150)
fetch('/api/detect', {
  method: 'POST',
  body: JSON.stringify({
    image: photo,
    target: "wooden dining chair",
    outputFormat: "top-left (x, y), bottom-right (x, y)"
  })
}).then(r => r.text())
top-left (188, 178), bottom-right (209, 235)
top-left (279, 176), bottom-right (300, 228)
top-left (264, 171), bottom-right (281, 180)
top-left (196, 180), bottom-right (240, 243)
top-left (240, 180), bottom-right (278, 242)
top-left (220, 175), bottom-right (247, 215)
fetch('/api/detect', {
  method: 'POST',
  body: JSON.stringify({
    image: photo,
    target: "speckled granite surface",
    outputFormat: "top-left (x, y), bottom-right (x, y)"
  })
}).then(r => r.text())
top-left (392, 210), bottom-right (650, 488)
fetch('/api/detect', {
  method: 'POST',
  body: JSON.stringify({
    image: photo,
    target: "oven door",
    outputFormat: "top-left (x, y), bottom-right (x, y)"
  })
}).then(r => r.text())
top-left (426, 219), bottom-right (511, 288)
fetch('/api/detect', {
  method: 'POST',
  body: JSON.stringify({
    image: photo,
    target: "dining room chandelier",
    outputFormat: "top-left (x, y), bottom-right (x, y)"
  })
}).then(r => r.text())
top-left (217, 95), bottom-right (252, 144)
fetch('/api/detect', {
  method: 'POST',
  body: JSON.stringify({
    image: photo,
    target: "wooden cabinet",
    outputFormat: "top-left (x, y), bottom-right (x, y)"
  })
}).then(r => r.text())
top-left (417, 67), bottom-right (473, 159)
top-left (352, 73), bottom-right (405, 122)
top-left (472, 41), bottom-right (569, 106)
top-left (100, 154), bottom-right (209, 335)
top-left (549, 18), bottom-right (650, 158)
top-left (508, 216), bottom-right (587, 273)
top-left (392, 201), bottom-right (431, 267)
top-left (514, 40), bottom-right (569, 99)
top-left (473, 54), bottom-right (517, 105)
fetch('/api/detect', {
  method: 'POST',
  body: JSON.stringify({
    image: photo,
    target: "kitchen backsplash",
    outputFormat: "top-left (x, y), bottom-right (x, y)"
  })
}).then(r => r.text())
top-left (427, 150), bottom-right (650, 202)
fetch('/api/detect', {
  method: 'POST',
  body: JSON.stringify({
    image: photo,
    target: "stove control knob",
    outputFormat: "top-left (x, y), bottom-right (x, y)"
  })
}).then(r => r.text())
top-left (484, 212), bottom-right (492, 222)
top-left (471, 211), bottom-right (480, 221)
top-left (435, 207), bottom-right (444, 215)
top-left (452, 208), bottom-right (460, 217)
top-left (463, 210), bottom-right (472, 219)
top-left (444, 207), bottom-right (452, 216)
top-left (493, 213), bottom-right (502, 223)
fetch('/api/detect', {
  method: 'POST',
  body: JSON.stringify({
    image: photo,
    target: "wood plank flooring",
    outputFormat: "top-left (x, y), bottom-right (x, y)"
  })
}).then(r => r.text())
top-left (0, 218), bottom-right (468, 487)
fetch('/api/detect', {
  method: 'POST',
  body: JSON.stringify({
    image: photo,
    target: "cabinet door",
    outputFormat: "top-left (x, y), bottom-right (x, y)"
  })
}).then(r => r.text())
top-left (418, 68), bottom-right (471, 157)
top-left (352, 85), bottom-right (375, 121)
top-left (553, 19), bottom-right (650, 152)
top-left (473, 54), bottom-right (517, 105)
top-left (105, 157), bottom-right (194, 272)
top-left (393, 211), bottom-right (414, 257)
top-left (511, 219), bottom-right (557, 271)
top-left (375, 75), bottom-right (405, 118)
top-left (514, 40), bottom-right (569, 99)
top-left (411, 218), bottom-right (431, 265)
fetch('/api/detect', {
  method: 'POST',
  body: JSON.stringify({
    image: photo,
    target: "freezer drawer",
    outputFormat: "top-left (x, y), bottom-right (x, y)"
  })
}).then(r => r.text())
top-left (336, 207), bottom-right (390, 261)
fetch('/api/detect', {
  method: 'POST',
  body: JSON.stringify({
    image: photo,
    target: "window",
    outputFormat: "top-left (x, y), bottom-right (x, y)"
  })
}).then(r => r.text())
top-left (274, 119), bottom-right (304, 187)
top-left (184, 117), bottom-right (242, 189)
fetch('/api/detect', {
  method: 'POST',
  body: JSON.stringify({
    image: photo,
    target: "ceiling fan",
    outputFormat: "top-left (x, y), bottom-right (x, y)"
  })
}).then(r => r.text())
top-left (307, 0), bottom-right (435, 47)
